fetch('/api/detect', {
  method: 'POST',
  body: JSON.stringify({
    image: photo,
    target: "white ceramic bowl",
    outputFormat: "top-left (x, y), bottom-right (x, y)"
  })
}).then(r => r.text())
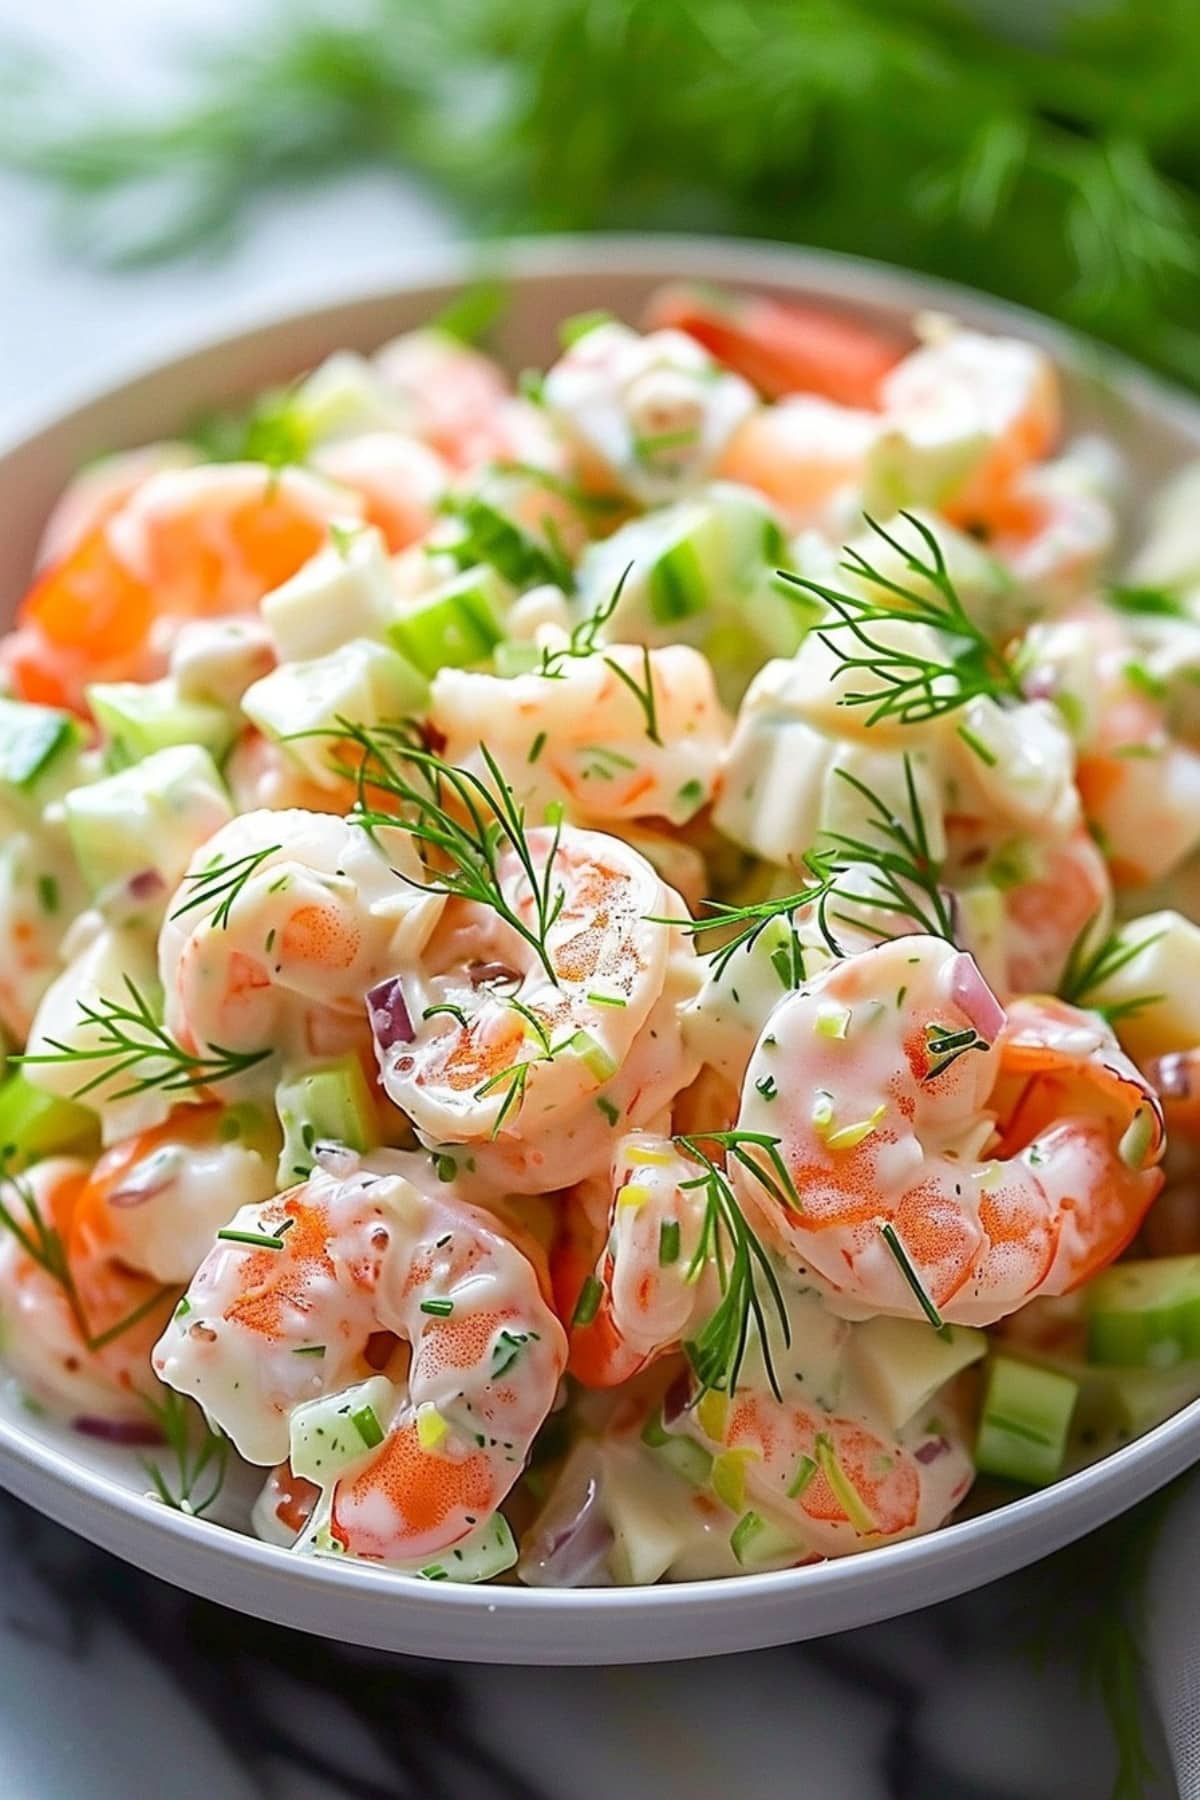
top-left (2, 235), bottom-right (1199, 1665)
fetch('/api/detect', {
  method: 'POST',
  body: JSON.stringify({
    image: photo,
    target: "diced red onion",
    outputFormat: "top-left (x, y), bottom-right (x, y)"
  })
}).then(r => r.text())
top-left (73, 1415), bottom-right (164, 1447)
top-left (662, 1368), bottom-right (693, 1427)
top-left (524, 1475), bottom-right (614, 1588)
top-left (468, 960), bottom-right (520, 989)
top-left (127, 868), bottom-right (167, 902)
top-left (108, 1150), bottom-right (180, 1208)
top-left (914, 1434), bottom-right (951, 1465)
top-left (366, 977), bottom-right (414, 1049)
top-left (1153, 1052), bottom-right (1191, 1101)
top-left (950, 951), bottom-right (1006, 1043)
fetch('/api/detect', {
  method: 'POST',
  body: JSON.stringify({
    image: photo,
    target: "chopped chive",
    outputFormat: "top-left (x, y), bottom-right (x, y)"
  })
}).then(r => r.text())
top-left (435, 1153), bottom-right (457, 1182)
top-left (595, 1094), bottom-right (620, 1126)
top-left (36, 873), bottom-right (59, 915)
top-left (350, 1403), bottom-right (384, 1449)
top-left (787, 1452), bottom-right (817, 1498)
top-left (293, 1343), bottom-right (326, 1357)
top-left (956, 722), bottom-right (998, 766)
top-left (420, 1298), bottom-right (455, 1317)
top-left (217, 1224), bottom-right (289, 1250)
top-left (173, 1296), bottom-right (191, 1320)
top-left (491, 1327), bottom-right (529, 1376)
top-left (730, 1509), bottom-right (765, 1566)
top-left (880, 1221), bottom-right (947, 1334)
top-left (527, 729), bottom-right (548, 764)
top-left (755, 1073), bottom-right (778, 1101)
top-left (677, 778), bottom-right (704, 807)
top-left (571, 1273), bottom-right (604, 1327)
top-left (659, 1219), bottom-right (681, 1266)
top-left (586, 991), bottom-right (627, 1008)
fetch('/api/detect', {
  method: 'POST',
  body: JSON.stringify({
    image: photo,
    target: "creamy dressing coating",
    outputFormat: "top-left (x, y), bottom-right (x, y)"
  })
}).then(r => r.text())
top-left (158, 808), bottom-right (445, 1092)
top-left (153, 1155), bottom-right (566, 1560)
top-left (10, 296), bottom-right (1200, 1583)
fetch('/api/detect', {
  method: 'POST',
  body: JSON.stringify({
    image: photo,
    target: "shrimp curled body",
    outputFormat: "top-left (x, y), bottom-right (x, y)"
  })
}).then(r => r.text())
top-left (153, 1157), bottom-right (567, 1563)
top-left (734, 935), bottom-right (1164, 1326)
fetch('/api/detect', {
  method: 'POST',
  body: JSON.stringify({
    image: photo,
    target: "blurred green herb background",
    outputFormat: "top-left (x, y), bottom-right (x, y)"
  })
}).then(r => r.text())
top-left (4, 0), bottom-right (1200, 386)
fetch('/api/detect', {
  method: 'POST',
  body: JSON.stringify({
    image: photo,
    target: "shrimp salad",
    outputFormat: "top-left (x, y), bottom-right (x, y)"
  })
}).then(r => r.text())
top-left (2, 284), bottom-right (1199, 1590)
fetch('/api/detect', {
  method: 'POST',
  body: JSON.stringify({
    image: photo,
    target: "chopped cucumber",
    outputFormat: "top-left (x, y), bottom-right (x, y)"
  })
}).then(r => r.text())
top-left (493, 641), bottom-right (543, 677)
top-left (442, 494), bottom-right (571, 592)
top-left (387, 567), bottom-right (509, 677)
top-left (0, 1070), bottom-right (99, 1166)
top-left (262, 524), bottom-right (398, 661)
top-left (729, 1508), bottom-right (803, 1570)
top-left (1003, 1343), bottom-right (1200, 1452)
top-left (242, 638), bottom-right (428, 788)
top-left (274, 1056), bottom-right (380, 1186)
top-left (849, 1315), bottom-right (988, 1433)
top-left (0, 697), bottom-right (84, 819)
top-left (416, 1513), bottom-right (519, 1584)
top-left (575, 483), bottom-right (804, 703)
top-left (64, 745), bottom-right (232, 920)
top-left (641, 1408), bottom-right (715, 1487)
top-left (1085, 1254), bottom-right (1200, 1368)
top-left (290, 1375), bottom-right (397, 1483)
top-left (974, 1355), bottom-right (1078, 1487)
top-left (88, 678), bottom-right (235, 765)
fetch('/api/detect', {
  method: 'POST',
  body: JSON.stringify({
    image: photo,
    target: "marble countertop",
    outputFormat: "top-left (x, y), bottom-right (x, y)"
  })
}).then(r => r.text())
top-left (0, 6), bottom-right (1190, 1792)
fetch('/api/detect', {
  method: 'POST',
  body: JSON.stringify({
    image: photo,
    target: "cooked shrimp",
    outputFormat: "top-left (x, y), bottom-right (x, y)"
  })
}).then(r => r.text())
top-left (0, 1155), bottom-right (176, 1420)
top-left (429, 643), bottom-right (729, 829)
top-left (7, 464), bottom-right (358, 710)
top-left (717, 396), bottom-right (880, 529)
top-left (372, 329), bottom-right (510, 469)
top-left (152, 1156), bottom-right (567, 1563)
top-left (876, 321), bottom-right (1060, 527)
top-left (542, 322), bottom-right (757, 505)
top-left (734, 935), bottom-right (1163, 1325)
top-left (554, 1133), bottom-right (720, 1388)
top-left (35, 442), bottom-right (200, 570)
top-left (159, 809), bottom-right (445, 1089)
top-left (72, 1105), bottom-right (278, 1287)
top-left (644, 283), bottom-right (907, 407)
top-left (376, 825), bottom-right (700, 1194)
top-left (311, 432), bottom-right (448, 551)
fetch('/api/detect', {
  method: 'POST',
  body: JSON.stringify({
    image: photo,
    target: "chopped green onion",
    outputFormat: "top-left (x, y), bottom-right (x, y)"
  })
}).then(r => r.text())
top-left (350, 1403), bottom-right (385, 1449)
top-left (659, 1219), bottom-right (681, 1266)
top-left (572, 1273), bottom-right (604, 1327)
top-left (217, 1224), bottom-right (290, 1250)
top-left (420, 1298), bottom-right (455, 1317)
top-left (787, 1452), bottom-right (817, 1498)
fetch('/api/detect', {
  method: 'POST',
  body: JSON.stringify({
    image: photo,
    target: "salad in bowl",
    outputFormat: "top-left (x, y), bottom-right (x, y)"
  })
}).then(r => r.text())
top-left (2, 272), bottom-right (1199, 1597)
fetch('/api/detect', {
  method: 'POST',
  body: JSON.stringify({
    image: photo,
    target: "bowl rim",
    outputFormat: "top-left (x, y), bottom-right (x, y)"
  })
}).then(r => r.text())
top-left (3, 229), bottom-right (1200, 1639)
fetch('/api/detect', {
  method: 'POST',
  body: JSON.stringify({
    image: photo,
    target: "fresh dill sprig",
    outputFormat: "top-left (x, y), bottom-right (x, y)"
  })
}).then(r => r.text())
top-left (674, 1131), bottom-right (796, 1401)
top-left (17, 976), bottom-right (273, 1101)
top-left (171, 842), bottom-right (282, 930)
top-left (1059, 919), bottom-right (1167, 1021)
top-left (533, 567), bottom-right (661, 741)
top-left (142, 1385), bottom-right (229, 1518)
top-left (331, 720), bottom-right (566, 987)
top-left (778, 513), bottom-right (1024, 727)
top-left (471, 999), bottom-right (580, 1136)
top-left (673, 753), bottom-right (953, 978)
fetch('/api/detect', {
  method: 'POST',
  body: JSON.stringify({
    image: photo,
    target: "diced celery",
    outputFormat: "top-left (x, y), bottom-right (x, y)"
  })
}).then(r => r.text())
top-left (1085, 1255), bottom-right (1200, 1368)
top-left (387, 568), bottom-right (507, 677)
top-left (649, 535), bottom-right (708, 621)
top-left (88, 678), bottom-right (236, 765)
top-left (729, 1509), bottom-right (801, 1569)
top-left (974, 1355), bottom-right (1078, 1487)
top-left (417, 1513), bottom-right (519, 1584)
top-left (274, 1056), bottom-right (380, 1186)
top-left (0, 1070), bottom-right (99, 1165)
top-left (289, 1375), bottom-right (396, 1482)
top-left (640, 1408), bottom-right (714, 1487)
top-left (64, 745), bottom-right (232, 912)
